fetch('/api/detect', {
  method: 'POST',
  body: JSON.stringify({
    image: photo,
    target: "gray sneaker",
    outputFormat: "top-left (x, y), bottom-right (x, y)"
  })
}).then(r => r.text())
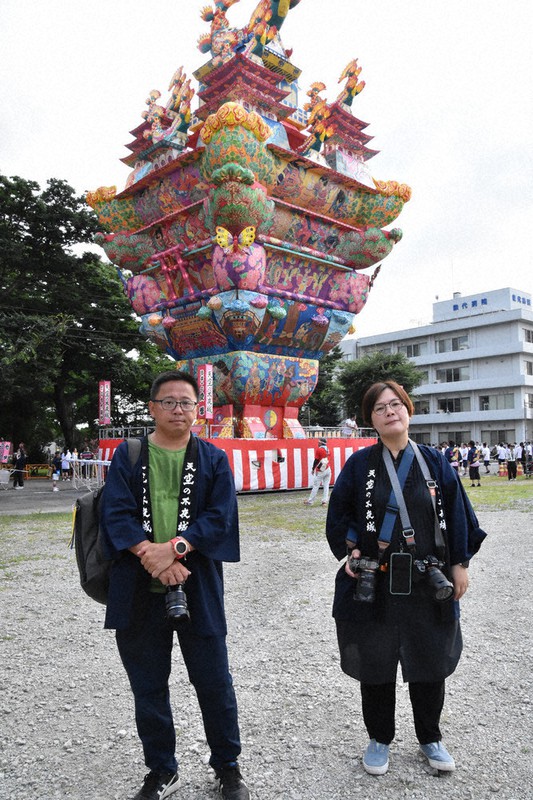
top-left (419, 741), bottom-right (455, 771)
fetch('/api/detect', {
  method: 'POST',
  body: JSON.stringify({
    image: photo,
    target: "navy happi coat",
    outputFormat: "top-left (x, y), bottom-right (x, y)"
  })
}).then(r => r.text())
top-left (100, 436), bottom-right (239, 635)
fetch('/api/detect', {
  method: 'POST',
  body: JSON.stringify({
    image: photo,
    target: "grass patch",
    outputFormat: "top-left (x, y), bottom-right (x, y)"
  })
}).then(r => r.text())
top-left (0, 512), bottom-right (72, 535)
top-left (461, 475), bottom-right (532, 510)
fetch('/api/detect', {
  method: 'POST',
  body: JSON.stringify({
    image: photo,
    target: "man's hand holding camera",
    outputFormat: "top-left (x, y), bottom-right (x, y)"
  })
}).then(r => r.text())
top-left (131, 539), bottom-right (192, 584)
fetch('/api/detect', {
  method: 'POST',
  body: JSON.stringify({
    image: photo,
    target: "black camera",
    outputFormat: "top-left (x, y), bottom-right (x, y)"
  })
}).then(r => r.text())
top-left (348, 556), bottom-right (380, 603)
top-left (414, 556), bottom-right (454, 602)
top-left (165, 584), bottom-right (190, 629)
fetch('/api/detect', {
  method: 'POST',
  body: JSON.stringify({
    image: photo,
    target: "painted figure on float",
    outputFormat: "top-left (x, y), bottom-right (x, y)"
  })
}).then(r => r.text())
top-left (87, 0), bottom-right (411, 439)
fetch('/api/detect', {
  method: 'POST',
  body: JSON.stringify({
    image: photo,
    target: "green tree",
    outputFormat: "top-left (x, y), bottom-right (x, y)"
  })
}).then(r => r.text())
top-left (337, 351), bottom-right (425, 427)
top-left (305, 345), bottom-right (344, 426)
top-left (0, 174), bottom-right (163, 456)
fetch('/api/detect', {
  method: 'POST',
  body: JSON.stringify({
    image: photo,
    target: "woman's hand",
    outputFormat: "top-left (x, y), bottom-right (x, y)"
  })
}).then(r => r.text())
top-left (451, 564), bottom-right (469, 600)
top-left (345, 548), bottom-right (361, 577)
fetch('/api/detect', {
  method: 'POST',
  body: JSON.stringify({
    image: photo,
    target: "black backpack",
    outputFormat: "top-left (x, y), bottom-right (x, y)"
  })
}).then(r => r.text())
top-left (71, 438), bottom-right (142, 604)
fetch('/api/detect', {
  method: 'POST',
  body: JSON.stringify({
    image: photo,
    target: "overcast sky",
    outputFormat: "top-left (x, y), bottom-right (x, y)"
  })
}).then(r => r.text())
top-left (2, 0), bottom-right (532, 337)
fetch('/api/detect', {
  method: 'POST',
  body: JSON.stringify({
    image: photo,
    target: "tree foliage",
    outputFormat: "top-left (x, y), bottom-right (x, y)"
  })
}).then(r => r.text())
top-left (0, 174), bottom-right (163, 456)
top-left (337, 351), bottom-right (425, 427)
top-left (305, 345), bottom-right (344, 426)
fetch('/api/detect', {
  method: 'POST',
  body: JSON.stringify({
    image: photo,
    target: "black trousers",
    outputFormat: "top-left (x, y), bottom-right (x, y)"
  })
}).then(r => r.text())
top-left (360, 680), bottom-right (445, 745)
top-left (12, 470), bottom-right (24, 487)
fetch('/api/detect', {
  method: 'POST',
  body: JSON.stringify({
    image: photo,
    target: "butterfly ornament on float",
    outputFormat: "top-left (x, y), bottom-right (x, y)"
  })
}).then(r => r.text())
top-left (215, 225), bottom-right (256, 254)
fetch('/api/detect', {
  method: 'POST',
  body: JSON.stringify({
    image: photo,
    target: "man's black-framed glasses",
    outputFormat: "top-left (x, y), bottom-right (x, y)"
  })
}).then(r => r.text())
top-left (152, 398), bottom-right (198, 412)
top-left (373, 399), bottom-right (404, 415)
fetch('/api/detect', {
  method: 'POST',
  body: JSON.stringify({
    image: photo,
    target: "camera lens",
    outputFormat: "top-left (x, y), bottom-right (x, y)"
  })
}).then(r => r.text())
top-left (165, 584), bottom-right (190, 629)
top-left (356, 569), bottom-right (377, 603)
top-left (426, 566), bottom-right (454, 602)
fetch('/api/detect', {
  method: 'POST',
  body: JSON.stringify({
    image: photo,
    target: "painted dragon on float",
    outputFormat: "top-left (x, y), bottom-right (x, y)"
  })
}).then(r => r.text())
top-left (87, 0), bottom-right (411, 439)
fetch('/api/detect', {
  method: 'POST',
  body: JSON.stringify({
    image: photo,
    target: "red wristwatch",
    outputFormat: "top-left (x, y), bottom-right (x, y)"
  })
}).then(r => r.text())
top-left (170, 537), bottom-right (188, 559)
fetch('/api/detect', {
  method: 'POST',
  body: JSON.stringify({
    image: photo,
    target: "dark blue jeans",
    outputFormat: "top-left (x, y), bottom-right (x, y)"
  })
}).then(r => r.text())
top-left (116, 592), bottom-right (241, 774)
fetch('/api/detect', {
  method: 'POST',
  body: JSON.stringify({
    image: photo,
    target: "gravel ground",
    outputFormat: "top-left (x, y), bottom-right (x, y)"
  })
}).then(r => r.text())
top-left (0, 491), bottom-right (532, 800)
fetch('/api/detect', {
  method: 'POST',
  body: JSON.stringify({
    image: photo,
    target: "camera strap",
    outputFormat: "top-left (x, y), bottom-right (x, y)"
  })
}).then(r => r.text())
top-left (380, 444), bottom-right (416, 554)
top-left (380, 441), bottom-right (446, 556)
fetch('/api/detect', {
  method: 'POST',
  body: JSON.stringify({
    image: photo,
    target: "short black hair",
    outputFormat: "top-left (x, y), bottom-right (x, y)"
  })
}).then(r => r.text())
top-left (150, 370), bottom-right (199, 400)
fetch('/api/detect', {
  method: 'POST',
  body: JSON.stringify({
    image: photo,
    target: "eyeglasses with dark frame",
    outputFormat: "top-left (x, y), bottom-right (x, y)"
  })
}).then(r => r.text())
top-left (372, 399), bottom-right (405, 416)
top-left (152, 398), bottom-right (198, 412)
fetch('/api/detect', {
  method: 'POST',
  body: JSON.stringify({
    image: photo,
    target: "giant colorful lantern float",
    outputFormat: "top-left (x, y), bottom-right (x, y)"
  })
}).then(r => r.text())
top-left (89, 0), bottom-right (410, 489)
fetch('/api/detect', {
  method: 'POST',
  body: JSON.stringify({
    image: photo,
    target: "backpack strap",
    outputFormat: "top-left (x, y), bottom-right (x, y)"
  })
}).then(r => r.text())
top-left (126, 437), bottom-right (142, 468)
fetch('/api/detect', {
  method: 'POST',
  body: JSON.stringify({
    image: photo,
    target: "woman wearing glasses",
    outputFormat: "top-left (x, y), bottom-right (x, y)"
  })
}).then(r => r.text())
top-left (326, 380), bottom-right (486, 777)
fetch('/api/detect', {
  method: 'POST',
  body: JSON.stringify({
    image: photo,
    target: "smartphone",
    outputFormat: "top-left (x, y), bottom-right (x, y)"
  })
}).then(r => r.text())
top-left (389, 552), bottom-right (412, 595)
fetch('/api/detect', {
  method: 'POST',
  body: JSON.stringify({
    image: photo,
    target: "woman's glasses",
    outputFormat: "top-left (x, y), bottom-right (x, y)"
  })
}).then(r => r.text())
top-left (373, 400), bottom-right (404, 415)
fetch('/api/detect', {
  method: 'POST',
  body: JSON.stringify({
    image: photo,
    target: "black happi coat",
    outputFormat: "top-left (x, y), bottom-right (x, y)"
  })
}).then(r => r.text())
top-left (326, 442), bottom-right (485, 684)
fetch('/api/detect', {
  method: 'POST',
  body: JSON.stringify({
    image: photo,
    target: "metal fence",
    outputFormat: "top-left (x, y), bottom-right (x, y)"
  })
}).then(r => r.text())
top-left (70, 458), bottom-right (110, 490)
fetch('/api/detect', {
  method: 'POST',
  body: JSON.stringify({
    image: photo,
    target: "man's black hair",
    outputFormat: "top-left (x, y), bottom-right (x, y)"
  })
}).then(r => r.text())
top-left (150, 370), bottom-right (199, 400)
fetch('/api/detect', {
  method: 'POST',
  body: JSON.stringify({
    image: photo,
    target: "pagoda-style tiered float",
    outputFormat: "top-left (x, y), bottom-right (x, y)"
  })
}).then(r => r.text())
top-left (88, 0), bottom-right (410, 484)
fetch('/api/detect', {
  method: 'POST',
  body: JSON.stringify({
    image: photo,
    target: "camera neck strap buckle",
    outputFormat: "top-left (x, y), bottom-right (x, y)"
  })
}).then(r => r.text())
top-left (402, 527), bottom-right (416, 550)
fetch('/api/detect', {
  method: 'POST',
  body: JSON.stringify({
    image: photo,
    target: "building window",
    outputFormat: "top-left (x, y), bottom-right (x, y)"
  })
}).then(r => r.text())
top-left (414, 400), bottom-right (430, 415)
top-left (365, 345), bottom-right (392, 355)
top-left (479, 393), bottom-right (515, 411)
top-left (442, 430), bottom-right (471, 445)
top-left (525, 394), bottom-right (533, 409)
top-left (486, 429), bottom-right (517, 444)
top-left (410, 431), bottom-right (431, 444)
top-left (435, 366), bottom-right (470, 383)
top-left (438, 397), bottom-right (471, 413)
top-left (481, 429), bottom-right (516, 446)
top-left (524, 328), bottom-right (533, 343)
top-left (398, 342), bottom-right (427, 357)
top-left (525, 361), bottom-right (533, 376)
top-left (435, 335), bottom-right (469, 354)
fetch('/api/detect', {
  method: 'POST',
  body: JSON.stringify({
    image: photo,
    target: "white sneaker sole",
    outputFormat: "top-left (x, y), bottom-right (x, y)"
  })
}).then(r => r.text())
top-left (363, 759), bottom-right (389, 775)
top-left (420, 748), bottom-right (455, 771)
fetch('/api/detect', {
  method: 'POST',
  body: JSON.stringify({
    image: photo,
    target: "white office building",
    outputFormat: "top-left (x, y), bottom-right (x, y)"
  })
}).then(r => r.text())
top-left (340, 287), bottom-right (533, 445)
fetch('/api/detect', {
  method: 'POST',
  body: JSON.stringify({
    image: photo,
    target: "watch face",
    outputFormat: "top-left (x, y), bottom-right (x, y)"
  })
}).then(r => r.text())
top-left (175, 541), bottom-right (187, 555)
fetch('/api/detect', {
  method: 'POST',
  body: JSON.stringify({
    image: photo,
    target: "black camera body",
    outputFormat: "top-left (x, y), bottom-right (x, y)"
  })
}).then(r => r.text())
top-left (165, 584), bottom-right (190, 629)
top-left (348, 556), bottom-right (380, 603)
top-left (414, 556), bottom-right (454, 602)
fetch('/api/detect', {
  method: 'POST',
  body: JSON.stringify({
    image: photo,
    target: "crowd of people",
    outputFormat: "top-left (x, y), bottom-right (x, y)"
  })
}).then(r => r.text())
top-left (441, 439), bottom-right (532, 483)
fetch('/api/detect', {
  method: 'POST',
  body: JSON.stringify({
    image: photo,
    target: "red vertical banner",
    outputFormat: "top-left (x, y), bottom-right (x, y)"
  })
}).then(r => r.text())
top-left (197, 365), bottom-right (213, 419)
top-left (98, 380), bottom-right (112, 425)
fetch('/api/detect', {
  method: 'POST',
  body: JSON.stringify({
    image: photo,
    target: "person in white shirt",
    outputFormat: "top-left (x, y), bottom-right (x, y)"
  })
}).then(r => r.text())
top-left (505, 443), bottom-right (517, 481)
top-left (481, 443), bottom-right (491, 474)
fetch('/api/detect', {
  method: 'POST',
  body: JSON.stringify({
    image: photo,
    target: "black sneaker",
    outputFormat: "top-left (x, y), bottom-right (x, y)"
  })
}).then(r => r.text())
top-left (215, 764), bottom-right (250, 800)
top-left (132, 771), bottom-right (179, 800)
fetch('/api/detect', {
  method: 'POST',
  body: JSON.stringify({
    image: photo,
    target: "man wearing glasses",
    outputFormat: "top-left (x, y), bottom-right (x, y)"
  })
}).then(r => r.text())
top-left (101, 370), bottom-right (249, 800)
